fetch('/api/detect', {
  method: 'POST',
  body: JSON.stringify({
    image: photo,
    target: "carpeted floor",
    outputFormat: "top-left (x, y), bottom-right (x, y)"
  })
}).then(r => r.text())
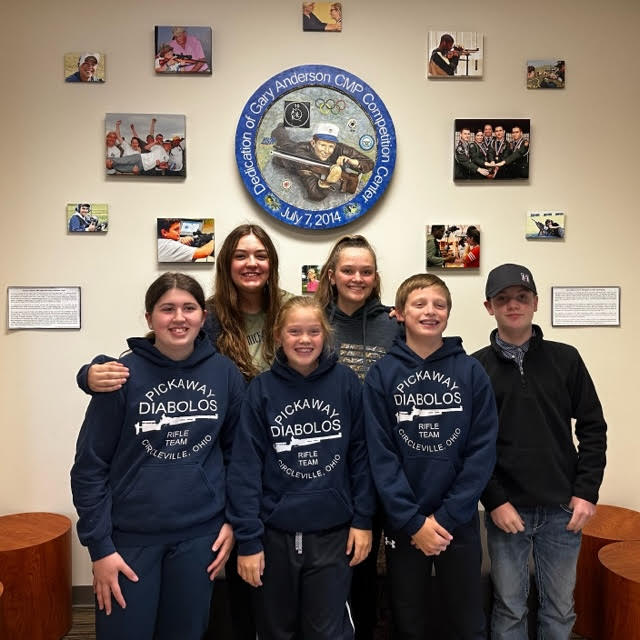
top-left (63, 605), bottom-right (586, 639)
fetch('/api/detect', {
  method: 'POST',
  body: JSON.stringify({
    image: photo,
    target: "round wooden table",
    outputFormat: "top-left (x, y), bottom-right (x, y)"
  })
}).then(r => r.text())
top-left (574, 504), bottom-right (640, 639)
top-left (0, 512), bottom-right (72, 640)
top-left (599, 541), bottom-right (640, 639)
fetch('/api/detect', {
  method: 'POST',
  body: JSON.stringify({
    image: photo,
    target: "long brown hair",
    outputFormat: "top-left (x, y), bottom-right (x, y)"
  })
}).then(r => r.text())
top-left (315, 235), bottom-right (381, 309)
top-left (208, 224), bottom-right (281, 379)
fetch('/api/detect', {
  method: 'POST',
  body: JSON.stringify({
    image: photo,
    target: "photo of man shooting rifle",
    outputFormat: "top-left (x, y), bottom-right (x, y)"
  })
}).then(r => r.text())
top-left (428, 31), bottom-right (482, 77)
top-left (271, 122), bottom-right (374, 202)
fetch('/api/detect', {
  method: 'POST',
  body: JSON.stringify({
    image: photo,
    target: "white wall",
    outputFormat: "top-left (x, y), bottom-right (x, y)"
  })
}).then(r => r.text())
top-left (1, 0), bottom-right (638, 586)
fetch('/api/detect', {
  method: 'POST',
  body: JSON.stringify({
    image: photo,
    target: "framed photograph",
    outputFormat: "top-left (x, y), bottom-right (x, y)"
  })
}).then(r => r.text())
top-left (302, 265), bottom-right (321, 293)
top-left (426, 224), bottom-right (481, 271)
top-left (526, 211), bottom-right (564, 240)
top-left (427, 31), bottom-right (483, 78)
top-left (302, 3), bottom-right (342, 32)
top-left (157, 218), bottom-right (214, 263)
top-left (527, 60), bottom-right (565, 89)
top-left (551, 287), bottom-right (620, 327)
top-left (67, 203), bottom-right (108, 233)
top-left (8, 286), bottom-right (81, 330)
top-left (64, 52), bottom-right (105, 83)
top-left (454, 119), bottom-right (530, 181)
top-left (154, 26), bottom-right (212, 74)
top-left (106, 114), bottom-right (186, 178)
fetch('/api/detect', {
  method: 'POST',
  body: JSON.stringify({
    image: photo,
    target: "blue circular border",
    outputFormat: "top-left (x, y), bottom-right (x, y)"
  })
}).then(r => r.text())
top-left (235, 65), bottom-right (396, 230)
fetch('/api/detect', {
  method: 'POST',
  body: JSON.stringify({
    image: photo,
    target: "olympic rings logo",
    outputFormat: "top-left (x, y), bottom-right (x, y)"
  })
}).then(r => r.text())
top-left (314, 97), bottom-right (346, 115)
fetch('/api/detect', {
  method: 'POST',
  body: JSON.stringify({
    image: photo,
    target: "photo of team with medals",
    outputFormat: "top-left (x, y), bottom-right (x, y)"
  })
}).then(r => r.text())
top-left (454, 118), bottom-right (530, 181)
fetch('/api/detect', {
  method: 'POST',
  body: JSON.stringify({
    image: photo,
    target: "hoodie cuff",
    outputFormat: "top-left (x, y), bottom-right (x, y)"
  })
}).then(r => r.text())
top-left (351, 514), bottom-right (372, 530)
top-left (402, 513), bottom-right (426, 537)
top-left (238, 538), bottom-right (264, 556)
top-left (433, 506), bottom-right (456, 533)
top-left (88, 537), bottom-right (117, 562)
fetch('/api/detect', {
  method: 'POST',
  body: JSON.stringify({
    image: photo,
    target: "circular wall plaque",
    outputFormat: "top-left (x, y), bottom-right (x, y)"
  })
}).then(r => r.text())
top-left (236, 65), bottom-right (396, 230)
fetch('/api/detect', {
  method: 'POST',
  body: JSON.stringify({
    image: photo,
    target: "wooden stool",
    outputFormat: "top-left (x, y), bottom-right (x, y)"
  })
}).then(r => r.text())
top-left (574, 504), bottom-right (640, 639)
top-left (0, 512), bottom-right (72, 640)
top-left (599, 541), bottom-right (640, 639)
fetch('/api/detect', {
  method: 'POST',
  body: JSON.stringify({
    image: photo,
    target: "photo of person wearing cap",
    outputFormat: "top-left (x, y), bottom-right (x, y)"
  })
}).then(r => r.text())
top-left (271, 121), bottom-right (374, 202)
top-left (472, 263), bottom-right (607, 639)
top-left (65, 52), bottom-right (104, 82)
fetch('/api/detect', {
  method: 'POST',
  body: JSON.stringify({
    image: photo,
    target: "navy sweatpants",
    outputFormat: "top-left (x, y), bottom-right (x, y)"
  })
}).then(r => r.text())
top-left (254, 526), bottom-right (354, 640)
top-left (95, 535), bottom-right (216, 640)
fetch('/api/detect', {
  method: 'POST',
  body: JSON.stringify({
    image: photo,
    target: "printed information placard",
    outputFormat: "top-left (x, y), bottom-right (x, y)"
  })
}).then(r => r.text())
top-left (551, 286), bottom-right (620, 327)
top-left (8, 286), bottom-right (81, 329)
top-left (236, 65), bottom-right (396, 230)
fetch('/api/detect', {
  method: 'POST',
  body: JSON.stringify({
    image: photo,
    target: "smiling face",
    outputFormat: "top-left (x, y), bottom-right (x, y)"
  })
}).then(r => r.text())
top-left (330, 247), bottom-right (377, 315)
top-left (484, 285), bottom-right (537, 344)
top-left (475, 131), bottom-right (484, 144)
top-left (78, 57), bottom-right (97, 81)
top-left (230, 233), bottom-right (270, 296)
top-left (145, 287), bottom-right (206, 360)
top-left (460, 129), bottom-right (471, 143)
top-left (278, 306), bottom-right (325, 376)
top-left (311, 138), bottom-right (337, 161)
top-left (483, 124), bottom-right (493, 138)
top-left (106, 131), bottom-right (117, 147)
top-left (397, 286), bottom-right (450, 348)
top-left (495, 126), bottom-right (505, 140)
top-left (131, 137), bottom-right (141, 151)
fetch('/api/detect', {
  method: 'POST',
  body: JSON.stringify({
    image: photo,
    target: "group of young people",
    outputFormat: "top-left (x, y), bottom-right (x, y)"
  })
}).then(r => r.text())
top-left (70, 223), bottom-right (607, 640)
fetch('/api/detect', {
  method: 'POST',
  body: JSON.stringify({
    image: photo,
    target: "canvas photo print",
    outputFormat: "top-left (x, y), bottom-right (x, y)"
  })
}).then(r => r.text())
top-left (454, 119), bottom-right (530, 181)
top-left (106, 114), bottom-right (186, 178)
top-left (427, 31), bottom-right (483, 78)
top-left (155, 26), bottom-right (212, 73)
top-left (302, 2), bottom-right (342, 31)
top-left (526, 211), bottom-right (565, 239)
top-left (302, 265), bottom-right (321, 293)
top-left (67, 203), bottom-right (108, 232)
top-left (527, 60), bottom-right (565, 89)
top-left (426, 224), bottom-right (481, 270)
top-left (157, 218), bottom-right (214, 263)
top-left (64, 52), bottom-right (105, 83)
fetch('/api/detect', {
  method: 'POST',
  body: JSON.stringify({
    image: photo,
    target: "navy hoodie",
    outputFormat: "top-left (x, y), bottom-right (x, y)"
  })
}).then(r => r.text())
top-left (227, 350), bottom-right (375, 556)
top-left (71, 333), bottom-right (245, 561)
top-left (364, 336), bottom-right (498, 537)
top-left (326, 297), bottom-right (401, 381)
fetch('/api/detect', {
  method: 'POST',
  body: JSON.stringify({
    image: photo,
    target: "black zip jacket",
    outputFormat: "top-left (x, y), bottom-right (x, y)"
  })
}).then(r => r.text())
top-left (472, 326), bottom-right (607, 512)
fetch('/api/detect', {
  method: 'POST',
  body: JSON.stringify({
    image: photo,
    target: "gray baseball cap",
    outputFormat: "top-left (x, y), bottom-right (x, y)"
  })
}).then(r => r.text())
top-left (485, 263), bottom-right (537, 299)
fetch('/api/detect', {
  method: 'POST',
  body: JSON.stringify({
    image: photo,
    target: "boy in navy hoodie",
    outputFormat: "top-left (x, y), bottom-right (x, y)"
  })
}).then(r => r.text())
top-left (364, 273), bottom-right (498, 639)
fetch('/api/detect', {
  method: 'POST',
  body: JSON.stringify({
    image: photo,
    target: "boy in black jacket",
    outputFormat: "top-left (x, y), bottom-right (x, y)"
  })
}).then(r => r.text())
top-left (473, 263), bottom-right (607, 639)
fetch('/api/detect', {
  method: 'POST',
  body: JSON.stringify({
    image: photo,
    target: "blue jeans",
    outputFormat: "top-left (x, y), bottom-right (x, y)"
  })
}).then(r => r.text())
top-left (485, 505), bottom-right (581, 640)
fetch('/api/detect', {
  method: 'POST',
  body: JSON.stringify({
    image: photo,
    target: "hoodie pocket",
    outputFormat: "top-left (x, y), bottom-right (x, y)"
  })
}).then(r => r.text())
top-left (267, 488), bottom-right (353, 532)
top-left (113, 464), bottom-right (220, 533)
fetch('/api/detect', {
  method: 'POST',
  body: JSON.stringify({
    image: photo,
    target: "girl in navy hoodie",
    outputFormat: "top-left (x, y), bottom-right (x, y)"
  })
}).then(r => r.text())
top-left (228, 296), bottom-right (375, 640)
top-left (316, 234), bottom-right (400, 640)
top-left (71, 273), bottom-right (244, 640)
